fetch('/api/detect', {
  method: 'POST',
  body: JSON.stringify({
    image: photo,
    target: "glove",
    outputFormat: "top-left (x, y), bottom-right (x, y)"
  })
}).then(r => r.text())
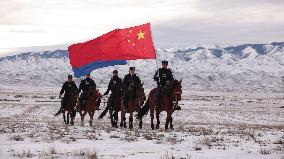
top-left (166, 81), bottom-right (170, 85)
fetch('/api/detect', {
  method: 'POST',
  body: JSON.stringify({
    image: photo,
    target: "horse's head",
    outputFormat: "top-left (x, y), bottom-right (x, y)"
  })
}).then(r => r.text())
top-left (170, 79), bottom-right (182, 101)
top-left (87, 86), bottom-right (99, 99)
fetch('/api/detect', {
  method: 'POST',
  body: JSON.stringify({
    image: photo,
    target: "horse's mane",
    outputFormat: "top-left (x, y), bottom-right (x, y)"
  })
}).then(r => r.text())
top-left (165, 79), bottom-right (180, 96)
top-left (129, 83), bottom-right (143, 100)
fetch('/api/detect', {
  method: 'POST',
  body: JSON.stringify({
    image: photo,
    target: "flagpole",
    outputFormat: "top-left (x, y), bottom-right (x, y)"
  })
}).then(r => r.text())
top-left (151, 23), bottom-right (160, 85)
top-left (155, 49), bottom-right (160, 85)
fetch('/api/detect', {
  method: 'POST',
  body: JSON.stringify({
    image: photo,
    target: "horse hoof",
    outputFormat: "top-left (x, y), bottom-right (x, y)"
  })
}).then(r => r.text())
top-left (151, 125), bottom-right (154, 130)
top-left (170, 126), bottom-right (174, 130)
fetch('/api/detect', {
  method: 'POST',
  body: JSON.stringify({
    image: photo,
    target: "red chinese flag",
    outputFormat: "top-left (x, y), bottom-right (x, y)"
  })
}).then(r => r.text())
top-left (68, 23), bottom-right (156, 68)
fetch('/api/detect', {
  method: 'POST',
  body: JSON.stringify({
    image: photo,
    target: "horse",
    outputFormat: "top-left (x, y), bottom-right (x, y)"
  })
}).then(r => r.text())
top-left (62, 90), bottom-right (78, 126)
top-left (77, 86), bottom-right (102, 126)
top-left (136, 79), bottom-right (182, 130)
top-left (120, 83), bottom-right (146, 129)
top-left (99, 91), bottom-right (121, 128)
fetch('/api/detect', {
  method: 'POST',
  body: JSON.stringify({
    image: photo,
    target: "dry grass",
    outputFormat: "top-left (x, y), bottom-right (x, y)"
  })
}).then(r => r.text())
top-left (160, 151), bottom-right (191, 159)
top-left (86, 151), bottom-right (98, 159)
top-left (160, 152), bottom-right (176, 159)
top-left (165, 135), bottom-right (184, 145)
top-left (13, 150), bottom-right (33, 158)
top-left (49, 146), bottom-right (57, 155)
top-left (193, 144), bottom-right (202, 151)
top-left (10, 135), bottom-right (24, 141)
top-left (198, 136), bottom-right (225, 149)
top-left (259, 147), bottom-right (271, 155)
top-left (143, 133), bottom-right (153, 140)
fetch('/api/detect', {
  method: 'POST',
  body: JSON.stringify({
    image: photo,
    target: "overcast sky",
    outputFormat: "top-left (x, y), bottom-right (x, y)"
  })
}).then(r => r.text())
top-left (0, 0), bottom-right (283, 56)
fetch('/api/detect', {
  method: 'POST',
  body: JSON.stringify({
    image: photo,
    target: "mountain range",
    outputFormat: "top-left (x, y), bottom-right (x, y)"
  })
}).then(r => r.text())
top-left (0, 42), bottom-right (283, 93)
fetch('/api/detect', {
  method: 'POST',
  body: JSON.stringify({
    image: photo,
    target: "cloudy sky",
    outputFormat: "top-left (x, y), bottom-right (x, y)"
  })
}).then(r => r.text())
top-left (0, 0), bottom-right (283, 56)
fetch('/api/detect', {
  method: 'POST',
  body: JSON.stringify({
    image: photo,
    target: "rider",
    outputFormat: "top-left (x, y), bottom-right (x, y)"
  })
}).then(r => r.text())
top-left (122, 67), bottom-right (141, 112)
top-left (153, 60), bottom-right (174, 110)
top-left (78, 73), bottom-right (99, 110)
top-left (104, 69), bottom-right (123, 97)
top-left (55, 75), bottom-right (78, 116)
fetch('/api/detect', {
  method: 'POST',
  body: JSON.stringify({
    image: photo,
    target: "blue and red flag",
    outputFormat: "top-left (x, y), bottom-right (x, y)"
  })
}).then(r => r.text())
top-left (68, 23), bottom-right (156, 77)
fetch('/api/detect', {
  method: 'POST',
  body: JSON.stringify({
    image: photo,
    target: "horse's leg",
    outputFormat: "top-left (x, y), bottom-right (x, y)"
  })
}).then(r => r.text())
top-left (80, 111), bottom-right (87, 127)
top-left (70, 113), bottom-right (74, 126)
top-left (149, 100), bottom-right (155, 130)
top-left (139, 114), bottom-right (143, 129)
top-left (120, 111), bottom-right (126, 128)
top-left (121, 111), bottom-right (127, 128)
top-left (89, 112), bottom-right (94, 126)
top-left (169, 115), bottom-right (174, 130)
top-left (129, 112), bottom-right (133, 129)
top-left (114, 110), bottom-right (118, 128)
top-left (156, 110), bottom-right (160, 129)
top-left (120, 99), bottom-right (127, 128)
top-left (70, 108), bottom-right (75, 126)
top-left (63, 111), bottom-right (67, 124)
top-left (165, 111), bottom-right (171, 130)
top-left (110, 107), bottom-right (114, 127)
top-left (67, 112), bottom-right (70, 124)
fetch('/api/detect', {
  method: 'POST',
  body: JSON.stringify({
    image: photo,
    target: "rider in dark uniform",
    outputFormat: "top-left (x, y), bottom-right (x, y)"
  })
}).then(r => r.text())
top-left (104, 70), bottom-right (123, 96)
top-left (103, 70), bottom-right (123, 108)
top-left (78, 73), bottom-right (98, 110)
top-left (55, 75), bottom-right (78, 116)
top-left (122, 67), bottom-right (141, 112)
top-left (153, 60), bottom-right (174, 110)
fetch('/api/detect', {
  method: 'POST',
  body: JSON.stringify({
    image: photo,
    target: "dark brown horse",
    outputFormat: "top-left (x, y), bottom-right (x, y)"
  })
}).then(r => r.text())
top-left (120, 83), bottom-right (146, 129)
top-left (77, 86), bottom-right (102, 126)
top-left (136, 79), bottom-right (182, 130)
top-left (62, 91), bottom-right (78, 126)
top-left (99, 93), bottom-right (121, 128)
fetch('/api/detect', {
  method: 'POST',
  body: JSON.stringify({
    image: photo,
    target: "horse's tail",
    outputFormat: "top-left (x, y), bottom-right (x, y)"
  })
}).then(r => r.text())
top-left (99, 104), bottom-right (109, 119)
top-left (136, 99), bottom-right (150, 120)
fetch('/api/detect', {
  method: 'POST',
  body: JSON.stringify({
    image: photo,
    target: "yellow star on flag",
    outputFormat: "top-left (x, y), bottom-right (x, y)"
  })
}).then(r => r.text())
top-left (137, 30), bottom-right (146, 40)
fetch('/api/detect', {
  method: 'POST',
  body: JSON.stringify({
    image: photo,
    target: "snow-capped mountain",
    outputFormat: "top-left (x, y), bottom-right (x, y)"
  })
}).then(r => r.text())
top-left (0, 42), bottom-right (283, 93)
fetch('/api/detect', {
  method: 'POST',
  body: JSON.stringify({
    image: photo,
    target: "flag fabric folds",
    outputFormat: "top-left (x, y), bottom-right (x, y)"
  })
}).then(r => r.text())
top-left (68, 23), bottom-right (156, 77)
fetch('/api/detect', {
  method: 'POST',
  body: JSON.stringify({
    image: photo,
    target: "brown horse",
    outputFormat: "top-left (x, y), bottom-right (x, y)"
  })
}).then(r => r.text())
top-left (120, 83), bottom-right (146, 129)
top-left (136, 79), bottom-right (182, 130)
top-left (62, 91), bottom-right (78, 126)
top-left (77, 86), bottom-right (102, 126)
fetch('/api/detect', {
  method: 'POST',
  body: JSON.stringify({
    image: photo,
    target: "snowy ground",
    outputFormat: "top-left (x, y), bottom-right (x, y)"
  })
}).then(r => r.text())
top-left (0, 86), bottom-right (283, 159)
